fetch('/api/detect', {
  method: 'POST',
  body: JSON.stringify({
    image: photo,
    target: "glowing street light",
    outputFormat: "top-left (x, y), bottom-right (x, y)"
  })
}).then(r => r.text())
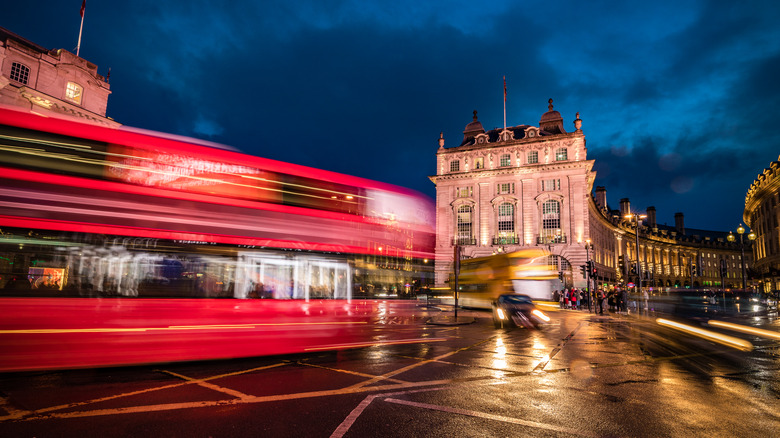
top-left (727, 224), bottom-right (756, 291)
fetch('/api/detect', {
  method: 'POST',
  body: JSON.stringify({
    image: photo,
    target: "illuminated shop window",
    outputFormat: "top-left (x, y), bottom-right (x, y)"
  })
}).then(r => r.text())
top-left (527, 151), bottom-right (538, 164)
top-left (10, 62), bottom-right (30, 84)
top-left (65, 82), bottom-right (83, 105)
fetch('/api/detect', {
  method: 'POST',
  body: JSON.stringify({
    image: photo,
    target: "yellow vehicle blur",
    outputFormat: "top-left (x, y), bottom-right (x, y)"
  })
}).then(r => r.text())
top-left (450, 249), bottom-right (558, 309)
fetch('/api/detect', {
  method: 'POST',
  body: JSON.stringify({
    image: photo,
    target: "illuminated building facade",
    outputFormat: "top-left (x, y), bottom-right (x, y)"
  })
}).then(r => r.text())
top-left (432, 100), bottom-right (752, 292)
top-left (0, 27), bottom-right (115, 126)
top-left (744, 156), bottom-right (780, 294)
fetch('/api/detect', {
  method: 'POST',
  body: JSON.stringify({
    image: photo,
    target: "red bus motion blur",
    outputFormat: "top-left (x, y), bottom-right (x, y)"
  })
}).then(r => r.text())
top-left (0, 106), bottom-right (435, 372)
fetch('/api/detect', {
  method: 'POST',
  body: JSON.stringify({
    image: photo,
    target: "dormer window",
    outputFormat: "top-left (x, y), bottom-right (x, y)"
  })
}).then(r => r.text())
top-left (10, 62), bottom-right (30, 85)
top-left (65, 82), bottom-right (83, 105)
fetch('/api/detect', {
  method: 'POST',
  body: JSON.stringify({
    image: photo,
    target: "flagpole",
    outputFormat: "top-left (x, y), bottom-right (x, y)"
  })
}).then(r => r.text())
top-left (503, 76), bottom-right (507, 131)
top-left (77, 1), bottom-right (85, 57)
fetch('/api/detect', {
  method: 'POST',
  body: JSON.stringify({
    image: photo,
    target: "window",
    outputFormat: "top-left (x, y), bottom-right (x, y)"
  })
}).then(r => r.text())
top-left (449, 160), bottom-right (460, 172)
top-left (499, 154), bottom-right (511, 167)
top-left (456, 187), bottom-right (472, 198)
top-left (474, 157), bottom-right (484, 169)
top-left (65, 82), bottom-right (83, 105)
top-left (527, 151), bottom-right (538, 164)
top-left (497, 203), bottom-right (515, 236)
top-left (542, 179), bottom-right (560, 191)
top-left (497, 183), bottom-right (515, 194)
top-left (10, 62), bottom-right (30, 85)
top-left (555, 147), bottom-right (568, 161)
top-left (541, 200), bottom-right (561, 239)
top-left (457, 205), bottom-right (473, 242)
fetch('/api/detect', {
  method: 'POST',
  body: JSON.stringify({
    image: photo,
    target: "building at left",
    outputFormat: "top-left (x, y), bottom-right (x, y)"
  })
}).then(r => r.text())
top-left (0, 26), bottom-right (116, 126)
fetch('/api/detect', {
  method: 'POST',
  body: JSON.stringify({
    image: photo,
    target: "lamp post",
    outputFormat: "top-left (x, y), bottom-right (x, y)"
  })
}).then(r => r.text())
top-left (625, 213), bottom-right (646, 312)
top-left (727, 225), bottom-right (756, 291)
top-left (585, 239), bottom-right (593, 312)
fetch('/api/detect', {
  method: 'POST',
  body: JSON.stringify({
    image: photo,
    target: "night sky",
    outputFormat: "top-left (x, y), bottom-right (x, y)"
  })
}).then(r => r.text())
top-left (5, 1), bottom-right (780, 232)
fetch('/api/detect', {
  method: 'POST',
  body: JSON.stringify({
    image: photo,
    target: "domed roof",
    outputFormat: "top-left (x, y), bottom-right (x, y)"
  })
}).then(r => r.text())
top-left (462, 110), bottom-right (485, 142)
top-left (539, 98), bottom-right (566, 135)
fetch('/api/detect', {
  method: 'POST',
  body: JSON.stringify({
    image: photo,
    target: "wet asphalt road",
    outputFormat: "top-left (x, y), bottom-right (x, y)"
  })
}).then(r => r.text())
top-left (1, 305), bottom-right (778, 437)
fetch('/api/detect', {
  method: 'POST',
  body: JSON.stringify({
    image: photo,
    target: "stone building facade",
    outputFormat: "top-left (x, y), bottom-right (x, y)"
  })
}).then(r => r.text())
top-left (0, 27), bottom-right (116, 126)
top-left (744, 156), bottom-right (780, 294)
top-left (431, 100), bottom-right (753, 293)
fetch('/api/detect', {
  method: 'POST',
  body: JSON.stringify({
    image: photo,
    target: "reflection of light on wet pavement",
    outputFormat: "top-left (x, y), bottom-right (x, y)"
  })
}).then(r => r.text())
top-left (492, 337), bottom-right (508, 371)
top-left (569, 359), bottom-right (593, 379)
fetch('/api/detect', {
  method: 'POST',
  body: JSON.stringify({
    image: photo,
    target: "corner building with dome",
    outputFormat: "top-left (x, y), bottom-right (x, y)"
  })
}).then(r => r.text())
top-left (430, 100), bottom-right (755, 294)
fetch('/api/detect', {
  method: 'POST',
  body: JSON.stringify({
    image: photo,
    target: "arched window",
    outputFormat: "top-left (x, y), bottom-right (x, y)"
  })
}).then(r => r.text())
top-left (10, 62), bottom-right (30, 85)
top-left (555, 147), bottom-right (568, 161)
top-left (541, 200), bottom-right (562, 243)
top-left (496, 203), bottom-right (515, 243)
top-left (456, 205), bottom-right (473, 245)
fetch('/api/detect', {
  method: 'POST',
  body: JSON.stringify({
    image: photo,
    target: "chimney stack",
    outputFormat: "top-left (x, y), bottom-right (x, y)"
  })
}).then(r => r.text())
top-left (647, 206), bottom-right (657, 228)
top-left (595, 186), bottom-right (607, 210)
top-left (675, 212), bottom-right (685, 235)
top-left (620, 198), bottom-right (631, 217)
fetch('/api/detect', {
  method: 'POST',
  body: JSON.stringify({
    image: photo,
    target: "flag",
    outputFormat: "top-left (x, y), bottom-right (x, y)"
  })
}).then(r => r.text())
top-left (503, 76), bottom-right (506, 102)
top-left (80, 0), bottom-right (86, 18)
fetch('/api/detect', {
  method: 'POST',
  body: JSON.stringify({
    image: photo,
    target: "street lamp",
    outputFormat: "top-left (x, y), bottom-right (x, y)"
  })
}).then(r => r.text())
top-left (625, 212), bottom-right (647, 312)
top-left (727, 225), bottom-right (756, 291)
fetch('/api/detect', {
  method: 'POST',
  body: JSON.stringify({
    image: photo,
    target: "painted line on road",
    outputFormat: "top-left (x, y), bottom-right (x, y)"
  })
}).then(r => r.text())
top-left (157, 370), bottom-right (254, 400)
top-left (383, 397), bottom-right (599, 437)
top-left (303, 337), bottom-right (448, 351)
top-left (343, 336), bottom-right (497, 390)
top-left (297, 361), bottom-right (408, 384)
top-left (12, 362), bottom-right (289, 419)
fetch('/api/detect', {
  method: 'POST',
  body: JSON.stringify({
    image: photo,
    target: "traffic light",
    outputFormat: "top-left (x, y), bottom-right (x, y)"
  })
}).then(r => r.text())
top-left (591, 263), bottom-right (598, 277)
top-left (630, 262), bottom-right (637, 275)
top-left (719, 259), bottom-right (727, 278)
top-left (690, 263), bottom-right (696, 277)
top-left (618, 255), bottom-right (625, 274)
top-left (580, 265), bottom-right (587, 278)
top-left (558, 271), bottom-right (564, 282)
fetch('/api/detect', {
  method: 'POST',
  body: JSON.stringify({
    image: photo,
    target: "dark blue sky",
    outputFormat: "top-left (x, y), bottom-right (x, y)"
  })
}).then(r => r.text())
top-left (5, 1), bottom-right (780, 232)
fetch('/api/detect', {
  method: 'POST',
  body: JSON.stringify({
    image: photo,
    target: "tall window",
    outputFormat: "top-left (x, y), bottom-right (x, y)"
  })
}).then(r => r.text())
top-left (541, 200), bottom-right (561, 241)
top-left (457, 205), bottom-right (473, 244)
top-left (527, 151), bottom-right (538, 164)
top-left (474, 157), bottom-right (484, 169)
top-left (497, 182), bottom-right (515, 194)
top-left (499, 153), bottom-right (511, 167)
top-left (555, 147), bottom-right (568, 161)
top-left (456, 187), bottom-right (472, 198)
top-left (449, 160), bottom-right (460, 172)
top-left (497, 203), bottom-right (515, 237)
top-left (542, 179), bottom-right (560, 191)
top-left (10, 62), bottom-right (30, 84)
top-left (65, 82), bottom-right (83, 105)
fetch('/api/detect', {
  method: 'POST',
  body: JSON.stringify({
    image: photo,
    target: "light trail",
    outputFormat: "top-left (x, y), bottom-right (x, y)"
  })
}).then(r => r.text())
top-left (707, 320), bottom-right (780, 340)
top-left (655, 318), bottom-right (753, 351)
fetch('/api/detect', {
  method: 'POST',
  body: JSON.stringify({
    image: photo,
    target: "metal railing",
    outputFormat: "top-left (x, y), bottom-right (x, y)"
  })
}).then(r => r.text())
top-left (537, 234), bottom-right (567, 244)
